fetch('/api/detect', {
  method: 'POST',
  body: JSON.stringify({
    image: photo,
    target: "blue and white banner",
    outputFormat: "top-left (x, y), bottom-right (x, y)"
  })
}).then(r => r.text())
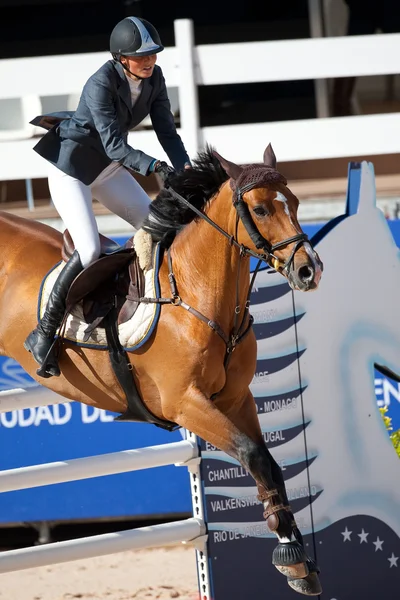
top-left (0, 354), bottom-right (191, 523)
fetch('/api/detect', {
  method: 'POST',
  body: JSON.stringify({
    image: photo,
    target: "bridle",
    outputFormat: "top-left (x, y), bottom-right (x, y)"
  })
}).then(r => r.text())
top-left (232, 181), bottom-right (309, 275)
top-left (165, 179), bottom-right (310, 275)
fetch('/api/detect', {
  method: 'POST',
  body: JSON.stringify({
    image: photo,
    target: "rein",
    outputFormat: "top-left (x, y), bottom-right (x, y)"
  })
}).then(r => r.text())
top-left (139, 180), bottom-right (309, 397)
top-left (159, 182), bottom-right (309, 274)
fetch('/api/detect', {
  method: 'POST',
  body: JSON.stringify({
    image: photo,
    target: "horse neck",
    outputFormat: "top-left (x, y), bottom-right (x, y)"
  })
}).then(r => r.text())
top-left (170, 183), bottom-right (251, 331)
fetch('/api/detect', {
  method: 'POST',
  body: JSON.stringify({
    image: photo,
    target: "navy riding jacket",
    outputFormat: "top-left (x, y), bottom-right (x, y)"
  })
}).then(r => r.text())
top-left (32, 60), bottom-right (190, 185)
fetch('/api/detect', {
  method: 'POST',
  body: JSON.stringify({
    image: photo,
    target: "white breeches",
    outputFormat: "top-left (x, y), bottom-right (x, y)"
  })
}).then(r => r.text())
top-left (47, 162), bottom-right (151, 268)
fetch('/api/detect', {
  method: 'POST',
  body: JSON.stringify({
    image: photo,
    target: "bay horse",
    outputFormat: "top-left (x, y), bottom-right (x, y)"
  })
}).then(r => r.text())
top-left (0, 144), bottom-right (323, 595)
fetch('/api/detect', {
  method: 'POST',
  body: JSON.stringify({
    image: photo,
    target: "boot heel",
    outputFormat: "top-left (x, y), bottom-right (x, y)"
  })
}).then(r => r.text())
top-left (36, 364), bottom-right (60, 378)
top-left (36, 339), bottom-right (61, 378)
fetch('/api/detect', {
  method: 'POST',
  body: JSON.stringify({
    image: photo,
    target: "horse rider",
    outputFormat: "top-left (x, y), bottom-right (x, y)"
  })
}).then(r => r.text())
top-left (24, 16), bottom-right (191, 379)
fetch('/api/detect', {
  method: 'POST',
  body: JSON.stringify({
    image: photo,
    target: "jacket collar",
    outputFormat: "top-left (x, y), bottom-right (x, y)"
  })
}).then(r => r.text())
top-left (113, 60), bottom-right (153, 116)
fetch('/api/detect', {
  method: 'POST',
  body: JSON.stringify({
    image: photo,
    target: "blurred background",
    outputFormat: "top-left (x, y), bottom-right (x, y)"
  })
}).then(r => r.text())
top-left (0, 0), bottom-right (400, 231)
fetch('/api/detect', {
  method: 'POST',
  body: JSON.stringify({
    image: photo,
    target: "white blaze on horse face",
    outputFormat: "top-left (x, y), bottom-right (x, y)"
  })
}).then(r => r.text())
top-left (274, 192), bottom-right (295, 228)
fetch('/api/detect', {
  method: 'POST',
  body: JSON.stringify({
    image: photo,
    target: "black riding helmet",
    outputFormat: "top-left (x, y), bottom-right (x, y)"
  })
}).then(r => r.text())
top-left (110, 16), bottom-right (164, 58)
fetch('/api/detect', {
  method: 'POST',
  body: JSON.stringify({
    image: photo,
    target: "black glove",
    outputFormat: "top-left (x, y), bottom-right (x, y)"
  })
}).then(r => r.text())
top-left (154, 160), bottom-right (176, 184)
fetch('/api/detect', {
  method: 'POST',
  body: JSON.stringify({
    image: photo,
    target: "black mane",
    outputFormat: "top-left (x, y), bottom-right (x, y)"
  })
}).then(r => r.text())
top-left (142, 145), bottom-right (228, 246)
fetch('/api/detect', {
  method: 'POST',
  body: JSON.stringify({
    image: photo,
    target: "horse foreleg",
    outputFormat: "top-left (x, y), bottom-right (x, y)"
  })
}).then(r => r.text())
top-left (228, 390), bottom-right (322, 596)
top-left (172, 386), bottom-right (321, 596)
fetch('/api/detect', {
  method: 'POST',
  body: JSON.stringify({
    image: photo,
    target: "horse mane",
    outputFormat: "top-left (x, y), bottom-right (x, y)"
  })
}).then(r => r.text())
top-left (142, 145), bottom-right (229, 246)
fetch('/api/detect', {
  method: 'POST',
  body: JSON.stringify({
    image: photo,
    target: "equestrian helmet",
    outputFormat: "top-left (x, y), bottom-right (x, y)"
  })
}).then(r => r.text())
top-left (110, 16), bottom-right (164, 57)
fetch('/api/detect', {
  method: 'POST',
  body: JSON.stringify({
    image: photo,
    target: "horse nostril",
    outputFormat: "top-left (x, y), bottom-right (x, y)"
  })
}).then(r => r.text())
top-left (298, 265), bottom-right (314, 282)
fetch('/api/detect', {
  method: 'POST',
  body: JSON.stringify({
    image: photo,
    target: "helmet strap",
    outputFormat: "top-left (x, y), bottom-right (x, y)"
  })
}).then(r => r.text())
top-left (113, 55), bottom-right (146, 80)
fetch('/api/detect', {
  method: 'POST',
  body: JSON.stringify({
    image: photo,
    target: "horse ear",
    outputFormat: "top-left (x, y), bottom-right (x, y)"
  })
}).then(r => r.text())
top-left (213, 151), bottom-right (243, 180)
top-left (263, 143), bottom-right (277, 169)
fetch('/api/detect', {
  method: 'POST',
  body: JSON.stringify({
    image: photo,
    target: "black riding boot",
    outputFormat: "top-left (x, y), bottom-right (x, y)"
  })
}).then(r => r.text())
top-left (24, 251), bottom-right (83, 378)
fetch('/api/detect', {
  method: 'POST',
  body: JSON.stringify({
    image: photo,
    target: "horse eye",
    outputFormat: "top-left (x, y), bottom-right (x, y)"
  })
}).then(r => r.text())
top-left (253, 206), bottom-right (268, 217)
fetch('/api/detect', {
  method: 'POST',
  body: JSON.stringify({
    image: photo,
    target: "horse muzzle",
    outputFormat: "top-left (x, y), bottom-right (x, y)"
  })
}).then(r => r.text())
top-left (288, 249), bottom-right (323, 292)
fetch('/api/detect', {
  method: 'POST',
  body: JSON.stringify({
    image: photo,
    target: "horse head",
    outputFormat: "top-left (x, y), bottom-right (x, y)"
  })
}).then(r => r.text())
top-left (213, 144), bottom-right (323, 292)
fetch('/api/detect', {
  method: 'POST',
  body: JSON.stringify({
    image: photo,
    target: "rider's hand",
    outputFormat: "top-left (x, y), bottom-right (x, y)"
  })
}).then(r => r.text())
top-left (153, 160), bottom-right (176, 183)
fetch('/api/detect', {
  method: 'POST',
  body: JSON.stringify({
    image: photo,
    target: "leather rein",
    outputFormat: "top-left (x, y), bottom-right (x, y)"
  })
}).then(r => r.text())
top-left (140, 180), bottom-right (309, 392)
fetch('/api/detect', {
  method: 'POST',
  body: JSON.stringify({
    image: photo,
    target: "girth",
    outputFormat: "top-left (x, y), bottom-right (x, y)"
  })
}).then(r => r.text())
top-left (103, 307), bottom-right (179, 431)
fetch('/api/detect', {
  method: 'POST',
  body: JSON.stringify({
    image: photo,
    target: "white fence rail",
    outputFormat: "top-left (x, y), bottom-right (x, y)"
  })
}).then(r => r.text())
top-left (0, 518), bottom-right (203, 573)
top-left (0, 389), bottom-right (207, 581)
top-left (203, 112), bottom-right (400, 164)
top-left (194, 33), bottom-right (400, 85)
top-left (0, 21), bottom-right (399, 184)
top-left (2, 32), bottom-right (398, 99)
top-left (0, 440), bottom-right (197, 493)
top-left (0, 386), bottom-right (64, 413)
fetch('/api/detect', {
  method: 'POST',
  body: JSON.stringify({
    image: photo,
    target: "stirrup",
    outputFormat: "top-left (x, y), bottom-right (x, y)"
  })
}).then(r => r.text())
top-left (36, 339), bottom-right (61, 378)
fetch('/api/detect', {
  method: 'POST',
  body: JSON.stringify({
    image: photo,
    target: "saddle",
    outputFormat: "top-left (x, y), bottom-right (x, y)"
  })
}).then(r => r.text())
top-left (63, 229), bottom-right (145, 338)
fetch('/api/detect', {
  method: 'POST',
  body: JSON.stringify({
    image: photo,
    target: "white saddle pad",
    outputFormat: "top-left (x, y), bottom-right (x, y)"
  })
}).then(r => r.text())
top-left (39, 245), bottom-right (162, 351)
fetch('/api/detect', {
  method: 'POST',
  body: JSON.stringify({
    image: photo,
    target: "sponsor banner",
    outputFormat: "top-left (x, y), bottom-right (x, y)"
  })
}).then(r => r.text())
top-left (202, 166), bottom-right (400, 600)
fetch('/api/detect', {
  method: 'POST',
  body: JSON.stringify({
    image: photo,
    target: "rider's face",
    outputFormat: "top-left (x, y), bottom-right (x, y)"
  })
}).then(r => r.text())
top-left (121, 54), bottom-right (157, 79)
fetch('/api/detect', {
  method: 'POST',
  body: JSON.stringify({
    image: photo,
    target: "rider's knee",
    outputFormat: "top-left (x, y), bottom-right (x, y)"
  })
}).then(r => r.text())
top-left (77, 241), bottom-right (101, 269)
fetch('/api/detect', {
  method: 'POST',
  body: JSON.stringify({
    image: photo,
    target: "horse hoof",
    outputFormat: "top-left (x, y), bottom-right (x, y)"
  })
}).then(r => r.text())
top-left (287, 572), bottom-right (322, 596)
top-left (272, 541), bottom-right (308, 578)
top-left (275, 562), bottom-right (309, 579)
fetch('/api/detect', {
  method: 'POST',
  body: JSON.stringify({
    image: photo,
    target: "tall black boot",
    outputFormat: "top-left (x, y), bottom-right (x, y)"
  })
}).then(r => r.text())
top-left (24, 251), bottom-right (83, 378)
